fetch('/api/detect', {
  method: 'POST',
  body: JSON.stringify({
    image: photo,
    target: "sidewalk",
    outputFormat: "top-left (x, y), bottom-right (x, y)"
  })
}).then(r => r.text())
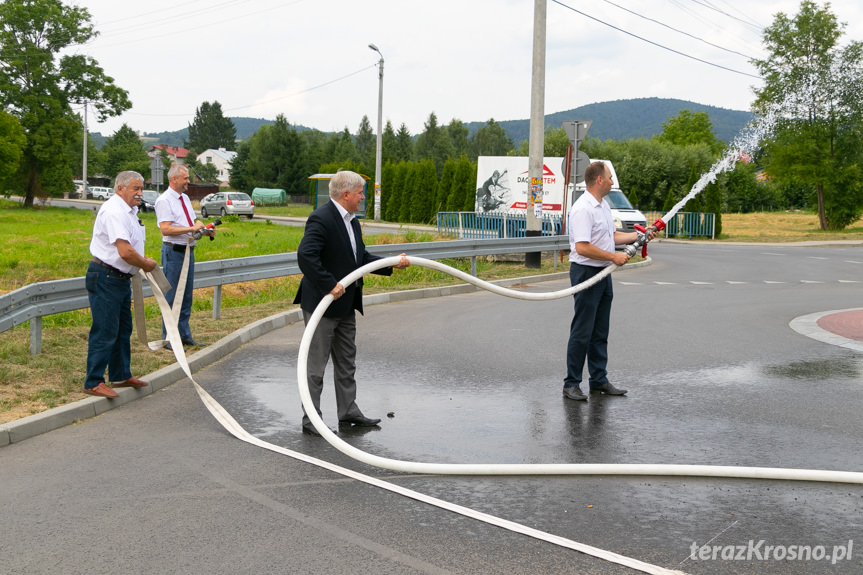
top-left (790, 307), bottom-right (863, 353)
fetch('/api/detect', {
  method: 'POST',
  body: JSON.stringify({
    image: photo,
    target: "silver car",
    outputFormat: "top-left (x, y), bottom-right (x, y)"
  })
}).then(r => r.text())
top-left (200, 192), bottom-right (254, 219)
top-left (139, 190), bottom-right (160, 212)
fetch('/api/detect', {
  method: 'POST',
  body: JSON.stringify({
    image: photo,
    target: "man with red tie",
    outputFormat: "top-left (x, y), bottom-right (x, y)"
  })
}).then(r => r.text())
top-left (154, 164), bottom-right (210, 348)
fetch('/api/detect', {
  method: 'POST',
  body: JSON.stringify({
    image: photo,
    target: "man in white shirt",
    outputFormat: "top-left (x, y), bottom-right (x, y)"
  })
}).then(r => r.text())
top-left (154, 164), bottom-right (209, 348)
top-left (563, 161), bottom-right (654, 401)
top-left (84, 171), bottom-right (158, 398)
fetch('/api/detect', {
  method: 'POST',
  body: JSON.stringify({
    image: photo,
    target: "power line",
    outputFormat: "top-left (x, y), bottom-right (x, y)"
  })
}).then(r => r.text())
top-left (550, 0), bottom-right (762, 79)
top-left (689, 0), bottom-right (763, 33)
top-left (663, 0), bottom-right (763, 53)
top-left (598, 0), bottom-right (756, 60)
top-left (91, 0), bottom-right (255, 39)
top-left (125, 63), bottom-right (377, 118)
top-left (85, 0), bottom-right (304, 49)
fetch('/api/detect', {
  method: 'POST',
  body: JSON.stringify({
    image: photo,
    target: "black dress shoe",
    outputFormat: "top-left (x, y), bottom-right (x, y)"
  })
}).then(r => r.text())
top-left (302, 425), bottom-right (337, 436)
top-left (181, 338), bottom-right (205, 347)
top-left (338, 415), bottom-right (381, 427)
top-left (590, 382), bottom-right (628, 395)
top-left (562, 386), bottom-right (588, 401)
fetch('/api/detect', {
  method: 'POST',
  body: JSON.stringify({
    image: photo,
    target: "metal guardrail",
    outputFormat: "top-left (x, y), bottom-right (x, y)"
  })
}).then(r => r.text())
top-left (437, 211), bottom-right (563, 239)
top-left (642, 211), bottom-right (716, 239)
top-left (0, 236), bottom-right (570, 354)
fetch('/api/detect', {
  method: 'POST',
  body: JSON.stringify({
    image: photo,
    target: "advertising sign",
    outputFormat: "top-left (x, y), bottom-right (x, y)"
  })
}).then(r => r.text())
top-left (475, 156), bottom-right (564, 214)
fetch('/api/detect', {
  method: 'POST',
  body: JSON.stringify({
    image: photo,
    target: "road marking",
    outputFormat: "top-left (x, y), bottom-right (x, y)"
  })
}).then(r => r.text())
top-left (845, 260), bottom-right (863, 264)
top-left (800, 280), bottom-right (823, 283)
top-left (655, 281), bottom-right (677, 285)
top-left (764, 281), bottom-right (786, 284)
top-left (690, 281), bottom-right (713, 284)
top-left (808, 256), bottom-right (829, 260)
top-left (838, 280), bottom-right (861, 283)
top-left (761, 252), bottom-right (786, 256)
top-left (726, 281), bottom-right (747, 284)
top-left (619, 282), bottom-right (642, 285)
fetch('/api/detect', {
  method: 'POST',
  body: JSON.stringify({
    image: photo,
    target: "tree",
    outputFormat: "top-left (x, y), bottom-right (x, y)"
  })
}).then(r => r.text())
top-left (515, 125), bottom-right (570, 156)
top-left (394, 123), bottom-right (414, 162)
top-left (102, 124), bottom-right (149, 179)
top-left (446, 119), bottom-right (471, 158)
top-left (355, 115), bottom-right (375, 170)
top-left (437, 159), bottom-right (456, 213)
top-left (325, 127), bottom-right (359, 165)
top-left (229, 141), bottom-right (251, 192)
top-left (185, 101), bottom-right (237, 154)
top-left (0, 0), bottom-right (131, 206)
top-left (471, 118), bottom-right (514, 158)
top-left (752, 0), bottom-right (863, 230)
top-left (192, 160), bottom-right (219, 183)
top-left (0, 111), bottom-right (26, 187)
top-left (382, 120), bottom-right (397, 164)
top-left (410, 159), bottom-right (438, 223)
top-left (657, 110), bottom-right (722, 154)
top-left (415, 112), bottom-right (453, 176)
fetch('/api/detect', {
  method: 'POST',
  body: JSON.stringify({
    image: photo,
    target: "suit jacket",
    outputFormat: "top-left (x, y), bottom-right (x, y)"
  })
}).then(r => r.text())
top-left (293, 200), bottom-right (392, 318)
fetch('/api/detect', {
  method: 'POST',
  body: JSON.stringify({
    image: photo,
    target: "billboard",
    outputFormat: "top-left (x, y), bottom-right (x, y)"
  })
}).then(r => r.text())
top-left (475, 156), bottom-right (564, 214)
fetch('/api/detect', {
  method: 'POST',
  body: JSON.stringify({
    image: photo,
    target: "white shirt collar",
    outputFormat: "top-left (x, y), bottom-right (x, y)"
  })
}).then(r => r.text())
top-left (332, 199), bottom-right (353, 222)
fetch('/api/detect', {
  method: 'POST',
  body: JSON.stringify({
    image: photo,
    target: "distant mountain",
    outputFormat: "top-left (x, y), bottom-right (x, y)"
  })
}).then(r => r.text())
top-left (466, 98), bottom-right (754, 144)
top-left (124, 99), bottom-right (753, 150)
top-left (138, 117), bottom-right (310, 149)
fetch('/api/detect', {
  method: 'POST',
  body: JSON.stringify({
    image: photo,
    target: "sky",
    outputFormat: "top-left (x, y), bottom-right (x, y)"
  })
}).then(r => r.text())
top-left (70, 0), bottom-right (863, 140)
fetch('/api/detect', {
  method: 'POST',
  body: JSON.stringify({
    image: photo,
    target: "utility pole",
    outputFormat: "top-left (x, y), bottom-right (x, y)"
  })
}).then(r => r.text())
top-left (82, 101), bottom-right (88, 194)
top-left (525, 0), bottom-right (546, 268)
top-left (369, 44), bottom-right (384, 221)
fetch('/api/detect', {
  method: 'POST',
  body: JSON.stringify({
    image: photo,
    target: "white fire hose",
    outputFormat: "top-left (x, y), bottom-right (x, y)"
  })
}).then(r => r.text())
top-left (298, 256), bottom-right (863, 485)
top-left (132, 252), bottom-right (862, 575)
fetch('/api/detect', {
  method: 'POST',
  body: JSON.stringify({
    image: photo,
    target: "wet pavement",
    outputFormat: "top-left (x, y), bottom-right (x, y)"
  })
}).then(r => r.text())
top-left (2, 241), bottom-right (863, 574)
top-left (191, 241), bottom-right (863, 574)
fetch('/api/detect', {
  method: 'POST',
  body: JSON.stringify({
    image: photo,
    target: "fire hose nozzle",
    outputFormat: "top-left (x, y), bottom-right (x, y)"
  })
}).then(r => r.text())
top-left (628, 219), bottom-right (665, 258)
top-left (192, 217), bottom-right (222, 241)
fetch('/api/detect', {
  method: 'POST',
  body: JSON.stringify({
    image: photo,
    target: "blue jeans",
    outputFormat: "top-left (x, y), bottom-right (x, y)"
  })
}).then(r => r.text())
top-left (84, 262), bottom-right (133, 389)
top-left (161, 244), bottom-right (195, 341)
top-left (564, 263), bottom-right (613, 390)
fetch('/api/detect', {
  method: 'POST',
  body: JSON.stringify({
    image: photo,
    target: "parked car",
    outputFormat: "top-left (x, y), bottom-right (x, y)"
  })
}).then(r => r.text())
top-left (200, 192), bottom-right (254, 219)
top-left (91, 186), bottom-right (113, 200)
top-left (139, 190), bottom-right (160, 212)
top-left (72, 180), bottom-right (92, 199)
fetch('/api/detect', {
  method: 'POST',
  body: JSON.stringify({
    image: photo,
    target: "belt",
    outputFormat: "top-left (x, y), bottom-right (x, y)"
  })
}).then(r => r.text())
top-left (164, 242), bottom-right (194, 252)
top-left (91, 257), bottom-right (134, 279)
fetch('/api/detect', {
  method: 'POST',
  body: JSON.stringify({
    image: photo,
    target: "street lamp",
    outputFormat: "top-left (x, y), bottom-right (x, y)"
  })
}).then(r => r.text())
top-left (369, 43), bottom-right (384, 221)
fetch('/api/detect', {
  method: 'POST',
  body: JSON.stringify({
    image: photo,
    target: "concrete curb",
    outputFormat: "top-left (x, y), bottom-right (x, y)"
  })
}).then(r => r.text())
top-left (0, 262), bottom-right (646, 448)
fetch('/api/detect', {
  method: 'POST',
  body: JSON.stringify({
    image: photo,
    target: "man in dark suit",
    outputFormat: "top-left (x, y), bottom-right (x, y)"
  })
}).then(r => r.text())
top-left (294, 170), bottom-right (409, 436)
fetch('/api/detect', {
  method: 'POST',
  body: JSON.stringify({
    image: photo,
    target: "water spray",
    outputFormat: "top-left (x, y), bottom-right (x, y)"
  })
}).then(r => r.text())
top-left (621, 109), bottom-right (776, 258)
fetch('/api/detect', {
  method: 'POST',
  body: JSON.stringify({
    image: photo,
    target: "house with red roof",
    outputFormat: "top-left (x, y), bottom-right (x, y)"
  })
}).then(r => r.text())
top-left (148, 144), bottom-right (190, 164)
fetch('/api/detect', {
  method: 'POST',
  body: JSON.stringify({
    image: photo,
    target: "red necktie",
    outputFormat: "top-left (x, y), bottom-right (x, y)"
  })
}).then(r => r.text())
top-left (180, 195), bottom-right (193, 226)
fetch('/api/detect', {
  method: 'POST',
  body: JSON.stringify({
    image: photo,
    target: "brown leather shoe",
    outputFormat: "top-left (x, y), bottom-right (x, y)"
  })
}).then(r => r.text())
top-left (112, 376), bottom-right (149, 389)
top-left (83, 382), bottom-right (119, 398)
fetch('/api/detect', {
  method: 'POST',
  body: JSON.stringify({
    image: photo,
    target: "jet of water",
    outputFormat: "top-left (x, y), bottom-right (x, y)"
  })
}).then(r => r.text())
top-left (661, 109), bottom-right (777, 224)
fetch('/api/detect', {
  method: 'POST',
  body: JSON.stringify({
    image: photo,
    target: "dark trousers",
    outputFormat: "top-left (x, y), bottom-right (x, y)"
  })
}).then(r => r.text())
top-left (301, 310), bottom-right (364, 427)
top-left (84, 262), bottom-right (133, 389)
top-left (564, 263), bottom-right (613, 389)
top-left (161, 244), bottom-right (195, 341)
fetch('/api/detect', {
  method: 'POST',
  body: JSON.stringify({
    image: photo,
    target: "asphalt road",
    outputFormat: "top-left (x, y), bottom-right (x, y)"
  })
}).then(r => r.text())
top-left (2, 241), bottom-right (862, 574)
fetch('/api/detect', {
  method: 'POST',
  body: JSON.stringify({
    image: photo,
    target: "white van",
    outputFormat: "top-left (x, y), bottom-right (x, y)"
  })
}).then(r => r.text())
top-left (90, 186), bottom-right (113, 200)
top-left (570, 159), bottom-right (647, 233)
